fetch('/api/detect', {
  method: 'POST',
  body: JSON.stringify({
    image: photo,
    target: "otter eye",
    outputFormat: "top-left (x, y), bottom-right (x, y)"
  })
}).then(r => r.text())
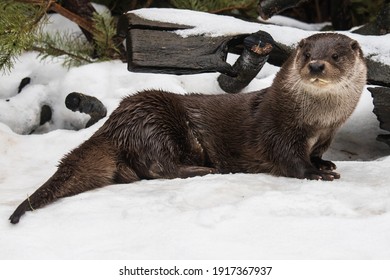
top-left (332, 53), bottom-right (339, 61)
top-left (304, 52), bottom-right (311, 59)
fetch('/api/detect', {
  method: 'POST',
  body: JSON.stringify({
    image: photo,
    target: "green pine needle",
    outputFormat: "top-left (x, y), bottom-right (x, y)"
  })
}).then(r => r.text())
top-left (0, 1), bottom-right (46, 72)
top-left (0, 1), bottom-right (120, 72)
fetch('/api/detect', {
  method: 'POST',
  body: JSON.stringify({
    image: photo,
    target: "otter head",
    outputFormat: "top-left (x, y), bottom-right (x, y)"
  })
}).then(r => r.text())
top-left (294, 33), bottom-right (366, 89)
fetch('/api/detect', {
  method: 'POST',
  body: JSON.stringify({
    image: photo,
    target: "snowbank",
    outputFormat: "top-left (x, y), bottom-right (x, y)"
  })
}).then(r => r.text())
top-left (0, 8), bottom-right (390, 260)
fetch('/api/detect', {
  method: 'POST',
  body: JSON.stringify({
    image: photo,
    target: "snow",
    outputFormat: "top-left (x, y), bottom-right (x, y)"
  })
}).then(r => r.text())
top-left (259, 15), bottom-right (330, 31)
top-left (1, 8), bottom-right (390, 260)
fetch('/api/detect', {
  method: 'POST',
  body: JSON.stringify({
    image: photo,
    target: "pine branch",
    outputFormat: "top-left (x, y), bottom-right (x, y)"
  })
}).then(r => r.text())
top-left (32, 45), bottom-right (93, 64)
top-left (1, 0), bottom-right (124, 71)
top-left (34, 31), bottom-right (94, 67)
top-left (0, 51), bottom-right (14, 73)
top-left (0, 1), bottom-right (47, 72)
top-left (92, 12), bottom-right (122, 60)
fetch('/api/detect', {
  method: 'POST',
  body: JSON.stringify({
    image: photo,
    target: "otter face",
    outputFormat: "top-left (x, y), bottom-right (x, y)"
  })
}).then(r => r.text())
top-left (295, 33), bottom-right (364, 88)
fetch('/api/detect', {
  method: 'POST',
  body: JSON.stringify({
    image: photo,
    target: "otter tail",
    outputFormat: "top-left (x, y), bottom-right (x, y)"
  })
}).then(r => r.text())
top-left (9, 136), bottom-right (138, 224)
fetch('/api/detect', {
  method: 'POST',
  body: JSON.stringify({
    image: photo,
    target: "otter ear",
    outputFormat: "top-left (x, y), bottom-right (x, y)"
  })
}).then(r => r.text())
top-left (298, 39), bottom-right (306, 48)
top-left (350, 40), bottom-right (359, 50)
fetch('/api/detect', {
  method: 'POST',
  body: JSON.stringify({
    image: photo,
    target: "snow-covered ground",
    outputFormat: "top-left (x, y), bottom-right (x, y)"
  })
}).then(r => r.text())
top-left (1, 8), bottom-right (390, 260)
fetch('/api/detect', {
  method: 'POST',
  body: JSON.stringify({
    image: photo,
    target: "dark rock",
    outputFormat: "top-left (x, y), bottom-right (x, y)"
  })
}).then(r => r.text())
top-left (40, 105), bottom-right (52, 125)
top-left (18, 77), bottom-right (31, 93)
top-left (366, 59), bottom-right (390, 87)
top-left (369, 86), bottom-right (390, 147)
top-left (65, 92), bottom-right (107, 128)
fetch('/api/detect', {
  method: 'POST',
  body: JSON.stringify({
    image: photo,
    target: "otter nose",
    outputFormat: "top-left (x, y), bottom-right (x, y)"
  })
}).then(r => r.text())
top-left (308, 62), bottom-right (325, 74)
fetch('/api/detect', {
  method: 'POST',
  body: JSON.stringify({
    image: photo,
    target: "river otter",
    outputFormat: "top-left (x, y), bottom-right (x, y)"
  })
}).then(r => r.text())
top-left (9, 33), bottom-right (367, 224)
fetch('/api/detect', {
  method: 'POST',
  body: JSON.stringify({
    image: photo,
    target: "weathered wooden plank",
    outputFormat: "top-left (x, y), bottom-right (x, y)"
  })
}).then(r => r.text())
top-left (127, 29), bottom-right (238, 75)
top-left (119, 13), bottom-right (246, 75)
top-left (119, 12), bottom-right (274, 79)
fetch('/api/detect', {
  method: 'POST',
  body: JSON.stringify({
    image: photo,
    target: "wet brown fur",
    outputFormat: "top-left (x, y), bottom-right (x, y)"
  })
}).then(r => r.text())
top-left (9, 33), bottom-right (367, 224)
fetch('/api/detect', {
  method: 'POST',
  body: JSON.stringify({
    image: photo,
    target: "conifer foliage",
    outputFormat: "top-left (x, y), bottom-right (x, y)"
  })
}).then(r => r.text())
top-left (0, 0), bottom-right (122, 72)
top-left (0, 1), bottom-right (46, 71)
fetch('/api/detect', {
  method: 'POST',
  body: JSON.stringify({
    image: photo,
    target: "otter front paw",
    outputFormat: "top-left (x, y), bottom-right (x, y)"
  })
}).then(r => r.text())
top-left (311, 157), bottom-right (337, 171)
top-left (304, 169), bottom-right (340, 181)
